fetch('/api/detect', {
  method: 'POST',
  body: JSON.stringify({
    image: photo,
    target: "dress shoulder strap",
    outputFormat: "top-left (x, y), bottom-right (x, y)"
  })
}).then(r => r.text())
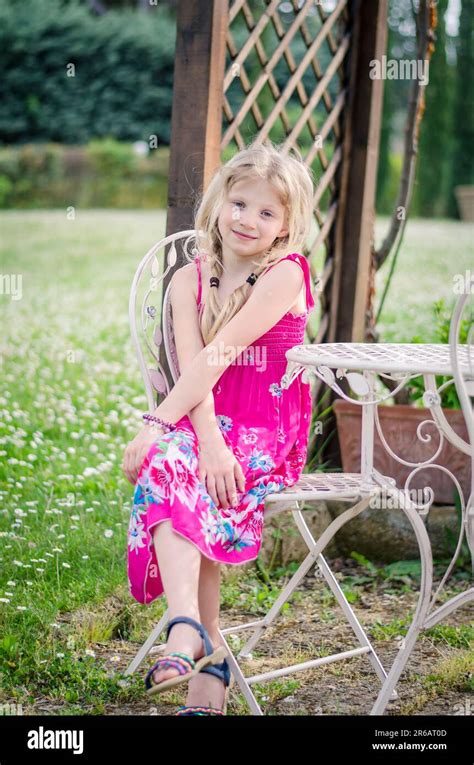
top-left (263, 252), bottom-right (315, 312)
top-left (194, 255), bottom-right (202, 310)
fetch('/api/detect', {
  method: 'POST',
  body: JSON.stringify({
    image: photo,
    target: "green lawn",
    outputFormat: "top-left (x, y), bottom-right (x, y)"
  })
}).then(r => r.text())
top-left (0, 211), bottom-right (472, 712)
top-left (374, 217), bottom-right (473, 342)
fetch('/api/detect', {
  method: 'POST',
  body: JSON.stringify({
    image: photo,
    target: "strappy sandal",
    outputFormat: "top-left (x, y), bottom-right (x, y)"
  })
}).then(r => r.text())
top-left (144, 616), bottom-right (227, 697)
top-left (174, 657), bottom-right (235, 716)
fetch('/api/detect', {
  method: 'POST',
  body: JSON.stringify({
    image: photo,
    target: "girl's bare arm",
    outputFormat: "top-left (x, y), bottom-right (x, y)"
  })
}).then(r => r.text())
top-left (169, 264), bottom-right (224, 446)
top-left (151, 259), bottom-right (304, 425)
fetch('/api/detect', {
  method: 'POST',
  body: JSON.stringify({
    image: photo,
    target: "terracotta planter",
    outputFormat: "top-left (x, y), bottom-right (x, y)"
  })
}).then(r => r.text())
top-left (333, 399), bottom-right (471, 505)
top-left (454, 185), bottom-right (474, 222)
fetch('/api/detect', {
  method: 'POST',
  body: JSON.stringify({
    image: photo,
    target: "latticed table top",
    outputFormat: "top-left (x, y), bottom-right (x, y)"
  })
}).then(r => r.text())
top-left (285, 343), bottom-right (473, 376)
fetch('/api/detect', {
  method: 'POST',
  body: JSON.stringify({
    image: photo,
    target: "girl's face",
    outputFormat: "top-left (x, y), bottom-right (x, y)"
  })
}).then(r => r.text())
top-left (217, 177), bottom-right (289, 262)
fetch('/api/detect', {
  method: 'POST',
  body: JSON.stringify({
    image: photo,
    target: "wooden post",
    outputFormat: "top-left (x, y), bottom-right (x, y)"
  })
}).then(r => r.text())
top-left (158, 0), bottom-right (229, 395)
top-left (322, 0), bottom-right (388, 469)
top-left (330, 0), bottom-right (388, 343)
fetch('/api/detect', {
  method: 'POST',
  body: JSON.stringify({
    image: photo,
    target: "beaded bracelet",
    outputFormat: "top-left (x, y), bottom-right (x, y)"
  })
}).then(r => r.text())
top-left (142, 413), bottom-right (176, 432)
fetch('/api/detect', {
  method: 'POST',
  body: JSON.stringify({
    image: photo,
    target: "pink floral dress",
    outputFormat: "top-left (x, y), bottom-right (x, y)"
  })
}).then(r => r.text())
top-left (127, 252), bottom-right (315, 604)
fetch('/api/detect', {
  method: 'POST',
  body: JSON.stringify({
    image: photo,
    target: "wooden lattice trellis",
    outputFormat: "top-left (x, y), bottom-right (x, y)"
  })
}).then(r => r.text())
top-left (164, 0), bottom-right (388, 464)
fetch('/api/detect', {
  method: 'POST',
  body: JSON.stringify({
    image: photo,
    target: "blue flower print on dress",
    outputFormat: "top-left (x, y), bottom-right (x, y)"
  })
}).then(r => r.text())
top-left (244, 478), bottom-right (284, 510)
top-left (269, 383), bottom-right (283, 398)
top-left (248, 448), bottom-right (276, 473)
top-left (199, 508), bottom-right (234, 548)
top-left (216, 414), bottom-right (233, 432)
top-left (128, 513), bottom-right (147, 553)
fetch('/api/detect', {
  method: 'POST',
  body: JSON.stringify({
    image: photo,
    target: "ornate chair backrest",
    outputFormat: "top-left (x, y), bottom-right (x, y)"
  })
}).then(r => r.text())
top-left (128, 229), bottom-right (200, 412)
top-left (448, 288), bottom-right (474, 560)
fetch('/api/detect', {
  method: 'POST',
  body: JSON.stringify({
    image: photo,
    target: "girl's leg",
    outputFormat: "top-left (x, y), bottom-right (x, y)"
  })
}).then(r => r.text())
top-left (197, 555), bottom-right (223, 647)
top-left (185, 555), bottom-right (227, 709)
top-left (149, 520), bottom-right (204, 684)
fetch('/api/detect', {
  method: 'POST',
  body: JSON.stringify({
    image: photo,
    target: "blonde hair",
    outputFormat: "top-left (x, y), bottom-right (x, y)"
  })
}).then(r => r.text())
top-left (184, 138), bottom-right (315, 344)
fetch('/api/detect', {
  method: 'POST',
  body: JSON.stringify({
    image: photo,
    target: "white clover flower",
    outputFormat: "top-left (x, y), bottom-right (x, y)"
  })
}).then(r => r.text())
top-left (104, 530), bottom-right (113, 538)
top-left (62, 562), bottom-right (71, 569)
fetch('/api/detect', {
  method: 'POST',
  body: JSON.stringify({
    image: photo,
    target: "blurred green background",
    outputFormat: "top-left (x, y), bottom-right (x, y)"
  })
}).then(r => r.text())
top-left (0, 0), bottom-right (472, 217)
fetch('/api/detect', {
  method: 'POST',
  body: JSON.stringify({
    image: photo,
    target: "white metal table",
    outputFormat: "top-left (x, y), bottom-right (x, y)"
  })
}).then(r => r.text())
top-left (281, 342), bottom-right (474, 715)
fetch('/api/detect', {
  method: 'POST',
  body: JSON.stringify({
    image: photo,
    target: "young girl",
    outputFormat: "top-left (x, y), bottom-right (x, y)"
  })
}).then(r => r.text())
top-left (123, 139), bottom-right (316, 715)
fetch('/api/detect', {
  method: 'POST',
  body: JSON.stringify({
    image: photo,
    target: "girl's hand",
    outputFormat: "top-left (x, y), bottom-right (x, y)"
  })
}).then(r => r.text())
top-left (122, 425), bottom-right (165, 485)
top-left (198, 433), bottom-right (246, 510)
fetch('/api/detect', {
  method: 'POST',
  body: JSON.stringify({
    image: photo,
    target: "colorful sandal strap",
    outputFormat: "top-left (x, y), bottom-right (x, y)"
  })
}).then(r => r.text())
top-left (167, 652), bottom-right (196, 670)
top-left (175, 706), bottom-right (224, 716)
top-left (145, 652), bottom-right (195, 689)
top-left (154, 653), bottom-right (195, 674)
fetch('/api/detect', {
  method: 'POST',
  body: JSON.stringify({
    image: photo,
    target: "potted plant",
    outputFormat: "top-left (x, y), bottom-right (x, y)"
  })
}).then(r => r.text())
top-left (333, 299), bottom-right (471, 505)
top-left (454, 185), bottom-right (474, 222)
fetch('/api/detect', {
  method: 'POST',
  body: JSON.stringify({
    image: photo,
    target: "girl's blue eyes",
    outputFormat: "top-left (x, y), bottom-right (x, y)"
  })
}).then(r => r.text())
top-left (232, 201), bottom-right (273, 217)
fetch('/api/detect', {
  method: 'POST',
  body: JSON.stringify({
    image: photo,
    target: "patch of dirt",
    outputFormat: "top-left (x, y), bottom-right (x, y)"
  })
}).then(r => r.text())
top-left (14, 560), bottom-right (474, 717)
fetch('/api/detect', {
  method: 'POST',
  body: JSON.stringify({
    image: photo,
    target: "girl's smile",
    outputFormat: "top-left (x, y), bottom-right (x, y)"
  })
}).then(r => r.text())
top-left (231, 229), bottom-right (258, 240)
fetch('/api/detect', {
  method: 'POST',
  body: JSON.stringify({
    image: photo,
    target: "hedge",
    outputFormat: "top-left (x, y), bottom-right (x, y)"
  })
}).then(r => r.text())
top-left (0, 0), bottom-right (175, 145)
top-left (0, 139), bottom-right (169, 208)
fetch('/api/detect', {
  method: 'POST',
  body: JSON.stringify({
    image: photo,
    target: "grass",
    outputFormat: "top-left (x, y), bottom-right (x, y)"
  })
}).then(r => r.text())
top-left (373, 217), bottom-right (473, 342)
top-left (0, 210), bottom-right (472, 712)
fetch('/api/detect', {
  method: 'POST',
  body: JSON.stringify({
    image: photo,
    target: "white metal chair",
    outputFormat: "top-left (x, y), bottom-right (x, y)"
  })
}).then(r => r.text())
top-left (124, 229), bottom-right (399, 715)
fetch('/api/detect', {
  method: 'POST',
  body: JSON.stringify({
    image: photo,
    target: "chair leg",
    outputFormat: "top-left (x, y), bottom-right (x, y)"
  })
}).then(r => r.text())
top-left (217, 630), bottom-right (264, 715)
top-left (124, 608), bottom-right (169, 676)
top-left (370, 617), bottom-right (424, 715)
top-left (237, 547), bottom-right (318, 658)
top-left (370, 485), bottom-right (434, 714)
top-left (313, 552), bottom-right (398, 699)
top-left (233, 497), bottom-right (401, 710)
top-left (296, 508), bottom-right (400, 699)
